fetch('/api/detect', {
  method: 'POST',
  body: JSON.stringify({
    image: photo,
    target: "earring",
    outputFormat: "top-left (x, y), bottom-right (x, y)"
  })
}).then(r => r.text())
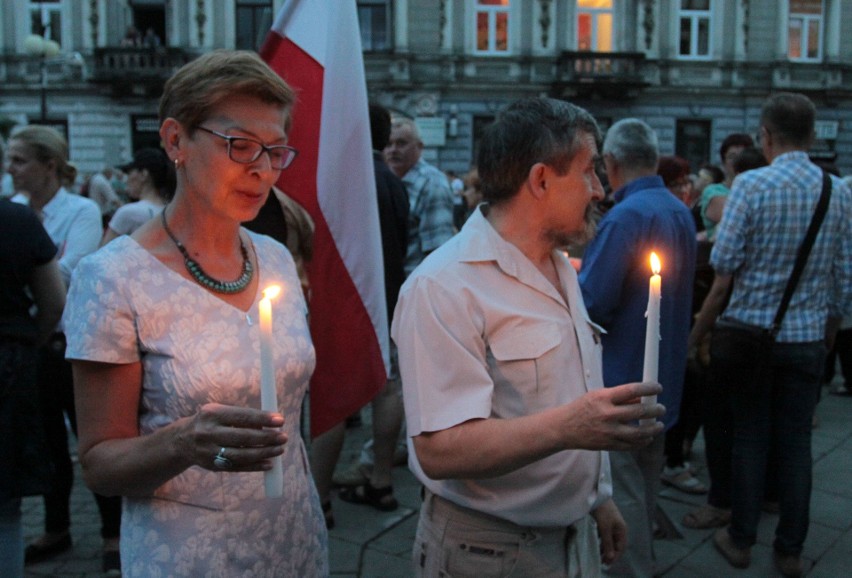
top-left (174, 158), bottom-right (181, 169)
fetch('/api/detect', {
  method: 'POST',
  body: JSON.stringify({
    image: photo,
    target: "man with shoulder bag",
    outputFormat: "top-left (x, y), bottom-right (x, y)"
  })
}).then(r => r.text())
top-left (688, 92), bottom-right (852, 577)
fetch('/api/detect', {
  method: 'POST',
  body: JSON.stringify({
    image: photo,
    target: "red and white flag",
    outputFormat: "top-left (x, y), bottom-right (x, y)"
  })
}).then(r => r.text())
top-left (260, 0), bottom-right (388, 436)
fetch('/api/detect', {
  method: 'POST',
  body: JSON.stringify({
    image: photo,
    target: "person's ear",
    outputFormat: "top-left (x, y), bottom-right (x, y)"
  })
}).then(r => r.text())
top-left (160, 118), bottom-right (184, 163)
top-left (759, 126), bottom-right (772, 151)
top-left (526, 162), bottom-right (550, 200)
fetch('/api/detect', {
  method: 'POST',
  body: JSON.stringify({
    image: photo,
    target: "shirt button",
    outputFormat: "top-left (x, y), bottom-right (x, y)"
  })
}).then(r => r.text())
top-left (586, 370), bottom-right (591, 378)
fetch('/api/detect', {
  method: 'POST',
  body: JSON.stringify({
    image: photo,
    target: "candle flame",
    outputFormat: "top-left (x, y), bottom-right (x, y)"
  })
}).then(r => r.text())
top-left (262, 285), bottom-right (281, 300)
top-left (650, 252), bottom-right (661, 275)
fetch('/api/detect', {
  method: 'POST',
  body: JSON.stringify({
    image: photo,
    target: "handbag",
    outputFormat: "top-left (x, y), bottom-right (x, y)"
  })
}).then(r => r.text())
top-left (711, 170), bottom-right (832, 379)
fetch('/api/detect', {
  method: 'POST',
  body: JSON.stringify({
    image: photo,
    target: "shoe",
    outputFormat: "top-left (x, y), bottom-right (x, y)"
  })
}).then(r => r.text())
top-left (773, 550), bottom-right (804, 577)
top-left (24, 533), bottom-right (72, 565)
top-left (713, 527), bottom-right (750, 569)
top-left (339, 481), bottom-right (399, 512)
top-left (661, 465), bottom-right (707, 494)
top-left (831, 384), bottom-right (851, 395)
top-left (332, 462), bottom-right (372, 487)
top-left (103, 550), bottom-right (121, 574)
top-left (102, 537), bottom-right (121, 574)
top-left (682, 504), bottom-right (731, 529)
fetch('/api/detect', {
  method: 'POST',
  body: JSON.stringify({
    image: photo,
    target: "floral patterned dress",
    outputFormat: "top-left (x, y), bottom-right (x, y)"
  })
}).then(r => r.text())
top-left (63, 233), bottom-right (328, 577)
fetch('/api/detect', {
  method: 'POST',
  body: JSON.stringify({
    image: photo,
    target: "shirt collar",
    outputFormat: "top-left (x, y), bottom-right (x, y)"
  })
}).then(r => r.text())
top-left (613, 175), bottom-right (666, 203)
top-left (456, 205), bottom-right (573, 309)
top-left (41, 187), bottom-right (69, 219)
top-left (402, 157), bottom-right (427, 181)
top-left (771, 150), bottom-right (810, 166)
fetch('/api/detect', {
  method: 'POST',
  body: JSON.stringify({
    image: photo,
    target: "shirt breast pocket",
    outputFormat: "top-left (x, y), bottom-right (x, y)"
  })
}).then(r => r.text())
top-left (487, 322), bottom-right (562, 416)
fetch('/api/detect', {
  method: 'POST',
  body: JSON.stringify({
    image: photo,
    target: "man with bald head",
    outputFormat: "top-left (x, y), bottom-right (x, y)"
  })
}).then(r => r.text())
top-left (384, 118), bottom-right (454, 275)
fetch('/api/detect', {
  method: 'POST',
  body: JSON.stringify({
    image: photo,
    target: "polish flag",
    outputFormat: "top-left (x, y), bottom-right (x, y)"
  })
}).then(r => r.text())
top-left (260, 0), bottom-right (388, 436)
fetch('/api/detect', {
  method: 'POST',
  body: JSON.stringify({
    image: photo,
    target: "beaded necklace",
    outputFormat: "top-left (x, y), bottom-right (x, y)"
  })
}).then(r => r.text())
top-left (160, 208), bottom-right (253, 294)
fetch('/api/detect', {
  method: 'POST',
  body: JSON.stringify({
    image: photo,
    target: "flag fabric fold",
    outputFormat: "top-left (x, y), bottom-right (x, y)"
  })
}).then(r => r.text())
top-left (260, 0), bottom-right (388, 437)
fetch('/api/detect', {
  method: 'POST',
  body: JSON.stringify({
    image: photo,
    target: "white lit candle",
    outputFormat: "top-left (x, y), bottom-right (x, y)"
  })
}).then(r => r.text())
top-left (641, 252), bottom-right (661, 425)
top-left (259, 285), bottom-right (283, 498)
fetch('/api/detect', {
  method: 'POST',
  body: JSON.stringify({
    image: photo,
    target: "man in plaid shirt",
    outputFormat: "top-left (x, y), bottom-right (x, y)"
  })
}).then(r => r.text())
top-left (384, 118), bottom-right (455, 275)
top-left (690, 92), bottom-right (852, 577)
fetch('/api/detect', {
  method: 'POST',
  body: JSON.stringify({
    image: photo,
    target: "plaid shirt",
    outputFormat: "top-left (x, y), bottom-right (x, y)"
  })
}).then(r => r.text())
top-left (712, 151), bottom-right (852, 342)
top-left (402, 158), bottom-right (455, 275)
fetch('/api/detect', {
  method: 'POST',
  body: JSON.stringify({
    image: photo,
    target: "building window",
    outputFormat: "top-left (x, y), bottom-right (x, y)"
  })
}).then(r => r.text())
top-left (577, 0), bottom-right (613, 52)
top-left (358, 0), bottom-right (391, 51)
top-left (235, 0), bottom-right (272, 51)
top-left (30, 0), bottom-right (62, 45)
top-left (475, 0), bottom-right (511, 55)
top-left (788, 0), bottom-right (823, 61)
top-left (678, 0), bottom-right (712, 59)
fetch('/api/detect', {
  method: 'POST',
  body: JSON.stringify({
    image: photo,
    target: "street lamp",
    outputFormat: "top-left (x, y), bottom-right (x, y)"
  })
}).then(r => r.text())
top-left (24, 33), bottom-right (61, 122)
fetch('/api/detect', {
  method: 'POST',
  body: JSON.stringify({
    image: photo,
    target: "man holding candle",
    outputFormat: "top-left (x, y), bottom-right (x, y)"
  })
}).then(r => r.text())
top-left (689, 92), bottom-right (852, 576)
top-left (392, 98), bottom-right (666, 577)
top-left (579, 118), bottom-right (696, 578)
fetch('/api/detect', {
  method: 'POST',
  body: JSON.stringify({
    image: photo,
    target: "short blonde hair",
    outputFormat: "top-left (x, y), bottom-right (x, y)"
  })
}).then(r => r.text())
top-left (159, 50), bottom-right (295, 133)
top-left (10, 125), bottom-right (77, 185)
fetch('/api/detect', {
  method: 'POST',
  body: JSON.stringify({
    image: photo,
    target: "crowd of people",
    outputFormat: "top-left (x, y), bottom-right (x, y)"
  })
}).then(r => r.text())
top-left (1, 48), bottom-right (850, 578)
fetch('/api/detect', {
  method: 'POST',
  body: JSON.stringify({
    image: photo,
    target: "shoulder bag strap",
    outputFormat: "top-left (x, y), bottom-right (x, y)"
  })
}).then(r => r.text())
top-left (770, 169), bottom-right (832, 337)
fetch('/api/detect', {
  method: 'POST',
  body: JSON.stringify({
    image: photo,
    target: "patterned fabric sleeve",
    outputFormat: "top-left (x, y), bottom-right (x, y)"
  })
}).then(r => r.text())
top-left (63, 245), bottom-right (140, 364)
top-left (710, 177), bottom-right (750, 276)
top-left (830, 177), bottom-right (852, 319)
top-left (417, 169), bottom-right (455, 253)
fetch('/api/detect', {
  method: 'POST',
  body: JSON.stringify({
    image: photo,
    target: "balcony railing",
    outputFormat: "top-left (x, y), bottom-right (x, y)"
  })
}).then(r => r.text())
top-left (552, 51), bottom-right (649, 98)
top-left (90, 47), bottom-right (196, 83)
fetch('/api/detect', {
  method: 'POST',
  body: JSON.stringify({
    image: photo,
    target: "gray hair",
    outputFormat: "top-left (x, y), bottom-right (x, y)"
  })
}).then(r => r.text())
top-left (391, 117), bottom-right (422, 143)
top-left (603, 118), bottom-right (659, 171)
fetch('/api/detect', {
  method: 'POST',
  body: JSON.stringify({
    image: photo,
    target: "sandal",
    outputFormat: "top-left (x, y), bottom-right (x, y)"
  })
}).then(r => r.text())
top-left (321, 499), bottom-right (335, 530)
top-left (339, 481), bottom-right (398, 512)
top-left (682, 504), bottom-right (731, 529)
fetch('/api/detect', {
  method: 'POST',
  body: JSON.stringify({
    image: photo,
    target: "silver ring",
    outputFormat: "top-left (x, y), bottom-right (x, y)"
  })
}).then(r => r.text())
top-left (213, 447), bottom-right (233, 470)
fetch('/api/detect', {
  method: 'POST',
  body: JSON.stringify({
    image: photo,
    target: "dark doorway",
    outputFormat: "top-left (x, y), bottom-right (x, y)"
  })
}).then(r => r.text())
top-left (676, 120), bottom-right (711, 173)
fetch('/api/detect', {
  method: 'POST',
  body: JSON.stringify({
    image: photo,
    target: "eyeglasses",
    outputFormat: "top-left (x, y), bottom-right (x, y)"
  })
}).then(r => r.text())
top-left (196, 126), bottom-right (298, 170)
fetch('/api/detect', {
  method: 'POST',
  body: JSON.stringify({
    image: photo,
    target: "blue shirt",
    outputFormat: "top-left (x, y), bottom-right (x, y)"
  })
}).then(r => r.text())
top-left (712, 151), bottom-right (852, 342)
top-left (580, 175), bottom-right (696, 430)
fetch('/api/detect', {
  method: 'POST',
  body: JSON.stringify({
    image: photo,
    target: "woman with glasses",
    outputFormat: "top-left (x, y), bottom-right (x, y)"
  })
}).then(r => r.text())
top-left (61, 51), bottom-right (327, 576)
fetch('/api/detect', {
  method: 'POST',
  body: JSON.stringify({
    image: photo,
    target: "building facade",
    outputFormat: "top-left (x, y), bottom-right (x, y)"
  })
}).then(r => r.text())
top-left (2, 0), bottom-right (851, 177)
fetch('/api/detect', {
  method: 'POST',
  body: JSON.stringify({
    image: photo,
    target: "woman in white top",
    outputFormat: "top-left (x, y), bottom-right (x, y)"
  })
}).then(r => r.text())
top-left (62, 50), bottom-right (327, 577)
top-left (101, 148), bottom-right (175, 246)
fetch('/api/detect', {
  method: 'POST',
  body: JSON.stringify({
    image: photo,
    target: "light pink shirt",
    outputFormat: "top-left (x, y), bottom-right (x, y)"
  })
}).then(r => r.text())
top-left (392, 207), bottom-right (611, 527)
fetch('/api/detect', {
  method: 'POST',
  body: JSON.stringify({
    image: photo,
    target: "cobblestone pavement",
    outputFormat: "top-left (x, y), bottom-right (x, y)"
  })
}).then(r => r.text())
top-left (22, 381), bottom-right (852, 577)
